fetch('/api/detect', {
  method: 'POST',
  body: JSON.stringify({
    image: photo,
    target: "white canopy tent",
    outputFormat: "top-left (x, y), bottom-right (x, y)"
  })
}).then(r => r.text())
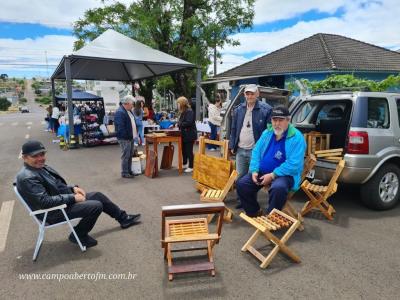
top-left (51, 29), bottom-right (201, 138)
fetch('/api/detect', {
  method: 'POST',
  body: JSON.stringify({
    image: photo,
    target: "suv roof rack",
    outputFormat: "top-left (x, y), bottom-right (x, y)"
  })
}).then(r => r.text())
top-left (312, 87), bottom-right (371, 95)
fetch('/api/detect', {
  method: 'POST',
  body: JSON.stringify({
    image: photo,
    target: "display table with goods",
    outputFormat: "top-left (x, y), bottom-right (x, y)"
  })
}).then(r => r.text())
top-left (144, 130), bottom-right (183, 177)
top-left (81, 114), bottom-right (118, 147)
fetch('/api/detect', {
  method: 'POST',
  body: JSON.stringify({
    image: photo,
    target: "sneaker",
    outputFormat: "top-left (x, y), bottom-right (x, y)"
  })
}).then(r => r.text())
top-left (235, 203), bottom-right (243, 209)
top-left (69, 233), bottom-right (98, 248)
top-left (119, 214), bottom-right (141, 229)
top-left (122, 174), bottom-right (135, 178)
top-left (184, 168), bottom-right (193, 173)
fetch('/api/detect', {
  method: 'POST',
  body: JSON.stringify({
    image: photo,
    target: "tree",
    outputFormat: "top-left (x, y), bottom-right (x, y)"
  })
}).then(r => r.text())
top-left (73, 0), bottom-right (255, 103)
top-left (288, 74), bottom-right (400, 93)
top-left (0, 97), bottom-right (11, 111)
top-left (0, 74), bottom-right (8, 81)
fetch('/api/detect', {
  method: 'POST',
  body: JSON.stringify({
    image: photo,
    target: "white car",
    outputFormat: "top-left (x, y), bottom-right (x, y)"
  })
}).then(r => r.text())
top-left (21, 106), bottom-right (29, 113)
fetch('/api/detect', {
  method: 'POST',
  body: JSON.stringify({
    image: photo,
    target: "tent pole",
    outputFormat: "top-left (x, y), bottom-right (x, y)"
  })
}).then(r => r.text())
top-left (51, 79), bottom-right (56, 107)
top-left (64, 57), bottom-right (74, 144)
top-left (195, 68), bottom-right (201, 121)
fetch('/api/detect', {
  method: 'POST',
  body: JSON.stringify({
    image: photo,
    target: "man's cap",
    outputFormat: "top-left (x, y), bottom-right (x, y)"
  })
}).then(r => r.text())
top-left (121, 95), bottom-right (135, 104)
top-left (22, 140), bottom-right (46, 156)
top-left (271, 106), bottom-right (290, 118)
top-left (244, 84), bottom-right (258, 93)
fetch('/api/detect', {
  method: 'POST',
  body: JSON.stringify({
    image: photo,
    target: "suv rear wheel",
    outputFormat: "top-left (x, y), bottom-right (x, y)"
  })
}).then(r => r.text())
top-left (360, 163), bottom-right (400, 210)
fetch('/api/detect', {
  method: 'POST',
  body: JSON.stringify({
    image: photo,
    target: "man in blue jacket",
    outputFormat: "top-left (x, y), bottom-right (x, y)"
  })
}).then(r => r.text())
top-left (229, 84), bottom-right (272, 208)
top-left (115, 95), bottom-right (138, 178)
top-left (236, 106), bottom-right (306, 217)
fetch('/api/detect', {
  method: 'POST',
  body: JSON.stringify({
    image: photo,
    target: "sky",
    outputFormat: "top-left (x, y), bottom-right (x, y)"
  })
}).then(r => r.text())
top-left (0, 0), bottom-right (399, 79)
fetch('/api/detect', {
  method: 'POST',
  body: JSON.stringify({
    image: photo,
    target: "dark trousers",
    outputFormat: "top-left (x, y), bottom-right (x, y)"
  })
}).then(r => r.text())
top-left (236, 174), bottom-right (294, 215)
top-left (207, 122), bottom-right (218, 149)
top-left (47, 192), bottom-right (126, 237)
top-left (182, 141), bottom-right (194, 168)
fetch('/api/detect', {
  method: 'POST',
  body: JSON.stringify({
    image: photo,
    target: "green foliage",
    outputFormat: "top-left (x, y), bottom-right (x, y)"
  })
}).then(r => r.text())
top-left (35, 96), bottom-right (52, 105)
top-left (287, 74), bottom-right (400, 94)
top-left (0, 97), bottom-right (11, 111)
top-left (19, 97), bottom-right (27, 104)
top-left (73, 0), bottom-right (255, 98)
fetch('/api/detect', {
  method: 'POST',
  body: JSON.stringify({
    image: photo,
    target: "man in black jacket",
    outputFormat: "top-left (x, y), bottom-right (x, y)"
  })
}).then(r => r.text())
top-left (16, 140), bottom-right (141, 248)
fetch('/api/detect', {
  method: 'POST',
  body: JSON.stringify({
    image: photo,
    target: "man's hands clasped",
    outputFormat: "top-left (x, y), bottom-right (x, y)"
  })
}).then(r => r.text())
top-left (73, 186), bottom-right (86, 202)
top-left (252, 172), bottom-right (274, 186)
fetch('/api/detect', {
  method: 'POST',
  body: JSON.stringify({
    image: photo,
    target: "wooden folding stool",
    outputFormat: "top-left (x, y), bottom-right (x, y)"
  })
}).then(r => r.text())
top-left (200, 170), bottom-right (238, 223)
top-left (240, 209), bottom-right (301, 269)
top-left (161, 203), bottom-right (225, 281)
top-left (282, 154), bottom-right (317, 231)
top-left (301, 159), bottom-right (345, 220)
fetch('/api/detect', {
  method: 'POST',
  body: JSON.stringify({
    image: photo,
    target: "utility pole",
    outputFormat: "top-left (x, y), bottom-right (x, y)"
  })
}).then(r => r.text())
top-left (45, 51), bottom-right (49, 79)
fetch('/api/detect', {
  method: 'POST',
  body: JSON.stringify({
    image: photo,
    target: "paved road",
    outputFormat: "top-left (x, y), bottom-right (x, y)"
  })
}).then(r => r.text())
top-left (0, 106), bottom-right (399, 299)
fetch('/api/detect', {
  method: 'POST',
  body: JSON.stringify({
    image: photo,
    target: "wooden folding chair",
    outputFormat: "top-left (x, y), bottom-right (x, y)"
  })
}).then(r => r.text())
top-left (161, 203), bottom-right (225, 281)
top-left (301, 159), bottom-right (345, 220)
top-left (240, 209), bottom-right (301, 269)
top-left (200, 170), bottom-right (238, 223)
top-left (282, 154), bottom-right (317, 231)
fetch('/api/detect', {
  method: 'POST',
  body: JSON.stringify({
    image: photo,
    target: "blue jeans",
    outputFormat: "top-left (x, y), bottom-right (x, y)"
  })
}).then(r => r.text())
top-left (235, 148), bottom-right (252, 179)
top-left (237, 174), bottom-right (294, 215)
top-left (118, 139), bottom-right (135, 176)
top-left (135, 125), bottom-right (144, 144)
top-left (207, 122), bottom-right (218, 149)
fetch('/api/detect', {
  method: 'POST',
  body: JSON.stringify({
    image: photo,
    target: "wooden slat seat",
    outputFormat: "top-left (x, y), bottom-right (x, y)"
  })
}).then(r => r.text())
top-left (301, 160), bottom-right (345, 220)
top-left (200, 170), bottom-right (238, 223)
top-left (161, 203), bottom-right (225, 281)
top-left (240, 209), bottom-right (301, 269)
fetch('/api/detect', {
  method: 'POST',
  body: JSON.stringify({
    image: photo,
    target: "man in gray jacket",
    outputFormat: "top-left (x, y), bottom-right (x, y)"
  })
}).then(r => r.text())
top-left (16, 140), bottom-right (141, 248)
top-left (229, 84), bottom-right (272, 208)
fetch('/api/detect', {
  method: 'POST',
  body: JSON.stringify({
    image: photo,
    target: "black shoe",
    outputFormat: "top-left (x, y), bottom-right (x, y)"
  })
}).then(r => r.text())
top-left (122, 174), bottom-right (135, 178)
top-left (129, 172), bottom-right (139, 176)
top-left (69, 233), bottom-right (98, 248)
top-left (119, 214), bottom-right (141, 229)
top-left (235, 203), bottom-right (243, 209)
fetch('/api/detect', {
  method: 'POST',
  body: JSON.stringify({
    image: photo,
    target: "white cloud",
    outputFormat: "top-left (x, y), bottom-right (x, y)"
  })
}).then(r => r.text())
top-left (220, 0), bottom-right (400, 72)
top-left (0, 35), bottom-right (75, 75)
top-left (0, 0), bottom-right (133, 28)
top-left (254, 0), bottom-right (349, 24)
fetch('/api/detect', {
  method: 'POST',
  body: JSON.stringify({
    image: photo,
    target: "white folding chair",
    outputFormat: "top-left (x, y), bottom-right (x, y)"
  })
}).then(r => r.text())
top-left (13, 184), bottom-right (86, 261)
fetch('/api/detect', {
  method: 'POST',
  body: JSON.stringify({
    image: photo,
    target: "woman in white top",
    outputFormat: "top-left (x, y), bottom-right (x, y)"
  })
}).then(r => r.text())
top-left (51, 105), bottom-right (60, 133)
top-left (207, 97), bottom-right (223, 150)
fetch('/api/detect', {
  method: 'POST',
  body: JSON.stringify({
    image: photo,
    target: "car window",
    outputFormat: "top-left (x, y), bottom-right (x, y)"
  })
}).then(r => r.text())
top-left (368, 97), bottom-right (389, 129)
top-left (316, 103), bottom-right (346, 124)
top-left (396, 99), bottom-right (400, 127)
top-left (292, 102), bottom-right (317, 123)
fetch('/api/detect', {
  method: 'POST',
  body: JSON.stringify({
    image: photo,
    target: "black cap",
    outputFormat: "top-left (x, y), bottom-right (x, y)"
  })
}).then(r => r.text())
top-left (22, 140), bottom-right (46, 156)
top-left (271, 106), bottom-right (290, 118)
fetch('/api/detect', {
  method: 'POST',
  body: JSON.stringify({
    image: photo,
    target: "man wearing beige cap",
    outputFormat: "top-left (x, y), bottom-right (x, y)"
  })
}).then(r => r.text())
top-left (229, 84), bottom-right (272, 208)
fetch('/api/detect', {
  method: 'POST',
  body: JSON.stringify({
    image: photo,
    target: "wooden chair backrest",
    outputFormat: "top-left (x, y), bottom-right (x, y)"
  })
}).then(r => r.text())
top-left (301, 154), bottom-right (317, 182)
top-left (325, 159), bottom-right (345, 194)
top-left (198, 136), bottom-right (229, 160)
top-left (219, 170), bottom-right (238, 200)
top-left (161, 203), bottom-right (225, 246)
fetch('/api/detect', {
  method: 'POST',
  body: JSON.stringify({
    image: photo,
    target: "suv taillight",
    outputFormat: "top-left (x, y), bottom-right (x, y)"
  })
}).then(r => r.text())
top-left (346, 131), bottom-right (369, 154)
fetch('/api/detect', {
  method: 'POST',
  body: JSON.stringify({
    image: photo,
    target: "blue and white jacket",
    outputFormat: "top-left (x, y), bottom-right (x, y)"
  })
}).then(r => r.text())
top-left (249, 124), bottom-right (306, 191)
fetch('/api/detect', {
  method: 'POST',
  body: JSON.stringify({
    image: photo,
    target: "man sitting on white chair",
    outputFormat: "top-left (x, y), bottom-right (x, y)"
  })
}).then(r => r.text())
top-left (16, 140), bottom-right (141, 248)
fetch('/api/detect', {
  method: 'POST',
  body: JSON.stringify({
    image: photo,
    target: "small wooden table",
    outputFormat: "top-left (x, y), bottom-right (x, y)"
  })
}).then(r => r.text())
top-left (145, 134), bottom-right (183, 177)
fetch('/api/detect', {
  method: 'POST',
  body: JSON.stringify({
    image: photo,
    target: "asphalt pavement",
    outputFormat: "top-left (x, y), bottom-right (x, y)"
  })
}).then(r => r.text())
top-left (0, 97), bottom-right (399, 300)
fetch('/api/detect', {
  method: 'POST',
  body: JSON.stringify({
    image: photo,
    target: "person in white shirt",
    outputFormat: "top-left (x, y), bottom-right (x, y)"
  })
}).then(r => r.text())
top-left (51, 105), bottom-right (60, 133)
top-left (207, 97), bottom-right (223, 150)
